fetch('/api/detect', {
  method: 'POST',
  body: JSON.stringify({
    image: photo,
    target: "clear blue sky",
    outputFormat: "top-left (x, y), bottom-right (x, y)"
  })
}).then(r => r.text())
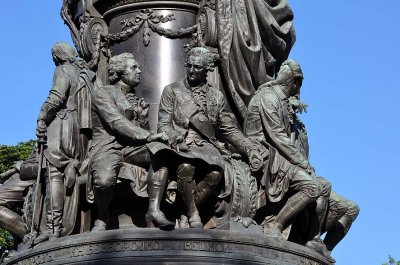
top-left (0, 1), bottom-right (399, 264)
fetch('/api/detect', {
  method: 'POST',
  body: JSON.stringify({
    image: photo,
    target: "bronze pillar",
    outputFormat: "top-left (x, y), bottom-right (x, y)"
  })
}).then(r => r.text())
top-left (70, 0), bottom-right (200, 130)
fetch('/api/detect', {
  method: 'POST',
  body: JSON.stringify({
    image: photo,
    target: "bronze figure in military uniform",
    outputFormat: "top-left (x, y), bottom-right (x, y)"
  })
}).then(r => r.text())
top-left (148, 47), bottom-right (260, 228)
top-left (244, 60), bottom-right (332, 258)
top-left (89, 53), bottom-right (171, 231)
top-left (35, 42), bottom-right (88, 242)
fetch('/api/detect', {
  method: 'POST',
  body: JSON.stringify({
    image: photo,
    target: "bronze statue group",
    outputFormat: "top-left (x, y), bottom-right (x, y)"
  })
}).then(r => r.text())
top-left (0, 42), bottom-right (358, 263)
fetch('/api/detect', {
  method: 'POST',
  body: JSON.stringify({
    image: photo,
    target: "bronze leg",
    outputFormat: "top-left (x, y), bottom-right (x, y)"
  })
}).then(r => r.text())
top-left (146, 167), bottom-right (175, 229)
top-left (177, 163), bottom-right (202, 228)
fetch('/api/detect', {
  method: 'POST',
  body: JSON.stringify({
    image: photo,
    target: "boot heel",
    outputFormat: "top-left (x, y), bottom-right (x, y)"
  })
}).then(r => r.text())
top-left (145, 212), bottom-right (175, 229)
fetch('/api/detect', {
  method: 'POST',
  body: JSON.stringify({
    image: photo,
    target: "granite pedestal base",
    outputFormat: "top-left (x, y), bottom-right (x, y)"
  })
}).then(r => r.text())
top-left (6, 229), bottom-right (333, 265)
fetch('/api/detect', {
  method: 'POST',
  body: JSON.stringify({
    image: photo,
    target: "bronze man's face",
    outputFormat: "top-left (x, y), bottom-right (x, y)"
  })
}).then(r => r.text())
top-left (185, 55), bottom-right (208, 86)
top-left (121, 58), bottom-right (142, 87)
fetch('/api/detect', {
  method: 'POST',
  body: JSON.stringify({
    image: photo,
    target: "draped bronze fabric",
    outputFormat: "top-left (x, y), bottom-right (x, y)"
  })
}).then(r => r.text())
top-left (216, 0), bottom-right (296, 119)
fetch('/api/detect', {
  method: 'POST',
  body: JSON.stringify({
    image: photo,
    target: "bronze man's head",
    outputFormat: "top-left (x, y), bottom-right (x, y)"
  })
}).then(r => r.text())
top-left (108, 53), bottom-right (141, 87)
top-left (184, 47), bottom-right (216, 86)
top-left (51, 42), bottom-right (77, 66)
top-left (276, 59), bottom-right (304, 96)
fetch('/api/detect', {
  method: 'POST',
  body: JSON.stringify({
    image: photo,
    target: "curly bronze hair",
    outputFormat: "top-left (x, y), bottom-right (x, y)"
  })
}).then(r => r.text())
top-left (108, 53), bottom-right (137, 84)
top-left (51, 42), bottom-right (77, 64)
top-left (185, 47), bottom-right (217, 71)
top-left (274, 59), bottom-right (303, 87)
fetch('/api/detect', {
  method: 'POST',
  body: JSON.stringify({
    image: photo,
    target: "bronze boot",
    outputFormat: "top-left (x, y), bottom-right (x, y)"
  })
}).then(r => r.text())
top-left (177, 164), bottom-right (202, 228)
top-left (91, 188), bottom-right (113, 232)
top-left (194, 171), bottom-right (221, 206)
top-left (145, 167), bottom-right (175, 229)
top-left (34, 172), bottom-right (63, 244)
top-left (33, 209), bottom-right (61, 244)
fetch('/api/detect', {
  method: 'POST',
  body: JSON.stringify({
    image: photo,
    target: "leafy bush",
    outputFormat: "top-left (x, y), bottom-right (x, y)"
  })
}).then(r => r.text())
top-left (0, 140), bottom-right (35, 255)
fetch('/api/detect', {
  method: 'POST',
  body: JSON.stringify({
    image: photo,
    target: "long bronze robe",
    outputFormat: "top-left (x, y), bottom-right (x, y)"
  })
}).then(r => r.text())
top-left (37, 65), bottom-right (95, 236)
top-left (216, 0), bottom-right (296, 118)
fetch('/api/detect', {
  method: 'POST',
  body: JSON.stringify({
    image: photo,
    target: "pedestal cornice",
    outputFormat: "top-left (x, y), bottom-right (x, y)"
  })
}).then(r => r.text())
top-left (6, 229), bottom-right (333, 265)
top-left (92, 0), bottom-right (200, 17)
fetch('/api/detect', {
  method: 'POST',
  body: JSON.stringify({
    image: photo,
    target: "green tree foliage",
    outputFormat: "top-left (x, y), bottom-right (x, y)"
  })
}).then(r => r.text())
top-left (0, 140), bottom-right (35, 255)
top-left (383, 255), bottom-right (400, 265)
top-left (0, 140), bottom-right (35, 173)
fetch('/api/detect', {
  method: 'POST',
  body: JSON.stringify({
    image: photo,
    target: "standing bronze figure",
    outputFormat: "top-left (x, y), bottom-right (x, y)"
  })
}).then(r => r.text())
top-left (35, 42), bottom-right (85, 243)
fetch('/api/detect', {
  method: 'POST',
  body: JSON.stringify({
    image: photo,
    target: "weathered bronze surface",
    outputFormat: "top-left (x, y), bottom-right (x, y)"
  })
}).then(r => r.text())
top-left (0, 0), bottom-right (358, 264)
top-left (244, 60), bottom-right (333, 262)
top-left (6, 229), bottom-right (332, 265)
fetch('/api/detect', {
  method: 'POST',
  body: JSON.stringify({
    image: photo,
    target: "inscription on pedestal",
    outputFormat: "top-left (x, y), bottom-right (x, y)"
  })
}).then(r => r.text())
top-left (184, 241), bottom-right (232, 253)
top-left (71, 240), bottom-right (161, 257)
top-left (14, 239), bottom-right (234, 264)
top-left (9, 230), bottom-right (332, 265)
top-left (16, 253), bottom-right (53, 265)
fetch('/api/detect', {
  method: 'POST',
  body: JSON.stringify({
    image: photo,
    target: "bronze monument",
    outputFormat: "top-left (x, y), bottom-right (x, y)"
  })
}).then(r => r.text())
top-left (0, 1), bottom-right (359, 264)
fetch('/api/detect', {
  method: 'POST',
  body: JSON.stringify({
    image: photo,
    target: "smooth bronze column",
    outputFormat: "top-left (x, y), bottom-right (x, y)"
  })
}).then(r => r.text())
top-left (99, 1), bottom-right (199, 130)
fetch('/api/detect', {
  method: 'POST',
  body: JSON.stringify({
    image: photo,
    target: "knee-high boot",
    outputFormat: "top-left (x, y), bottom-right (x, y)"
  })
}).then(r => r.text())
top-left (265, 191), bottom-right (315, 238)
top-left (145, 167), bottom-right (174, 229)
top-left (177, 164), bottom-right (202, 228)
top-left (91, 188), bottom-right (113, 232)
top-left (34, 166), bottom-right (64, 244)
top-left (324, 202), bottom-right (359, 251)
top-left (194, 171), bottom-right (221, 206)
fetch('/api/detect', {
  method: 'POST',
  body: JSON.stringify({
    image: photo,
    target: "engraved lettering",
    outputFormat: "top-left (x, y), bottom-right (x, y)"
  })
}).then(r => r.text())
top-left (108, 244), bottom-right (114, 252)
top-left (215, 243), bottom-right (223, 252)
top-left (123, 242), bottom-right (130, 250)
top-left (153, 241), bottom-right (160, 250)
top-left (209, 242), bottom-right (215, 252)
top-left (185, 241), bottom-right (192, 250)
top-left (183, 241), bottom-right (232, 253)
top-left (224, 243), bottom-right (232, 252)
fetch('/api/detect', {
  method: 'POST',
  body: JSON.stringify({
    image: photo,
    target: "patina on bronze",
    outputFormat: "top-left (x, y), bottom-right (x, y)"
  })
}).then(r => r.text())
top-left (88, 52), bottom-right (171, 232)
top-left (147, 47), bottom-right (261, 228)
top-left (34, 42), bottom-right (89, 244)
top-left (0, 0), bottom-right (359, 264)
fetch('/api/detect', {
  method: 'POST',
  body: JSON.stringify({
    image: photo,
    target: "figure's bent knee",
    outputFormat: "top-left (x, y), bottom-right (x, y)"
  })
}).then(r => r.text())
top-left (295, 170), bottom-right (321, 199)
top-left (317, 177), bottom-right (332, 197)
top-left (308, 179), bottom-right (322, 199)
top-left (346, 201), bottom-right (360, 221)
top-left (330, 198), bottom-right (349, 219)
top-left (206, 171), bottom-right (221, 187)
top-left (177, 163), bottom-right (195, 180)
top-left (92, 169), bottom-right (117, 191)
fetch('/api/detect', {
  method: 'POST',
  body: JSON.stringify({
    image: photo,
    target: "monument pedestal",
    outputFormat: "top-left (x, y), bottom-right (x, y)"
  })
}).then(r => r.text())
top-left (6, 229), bottom-right (332, 265)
